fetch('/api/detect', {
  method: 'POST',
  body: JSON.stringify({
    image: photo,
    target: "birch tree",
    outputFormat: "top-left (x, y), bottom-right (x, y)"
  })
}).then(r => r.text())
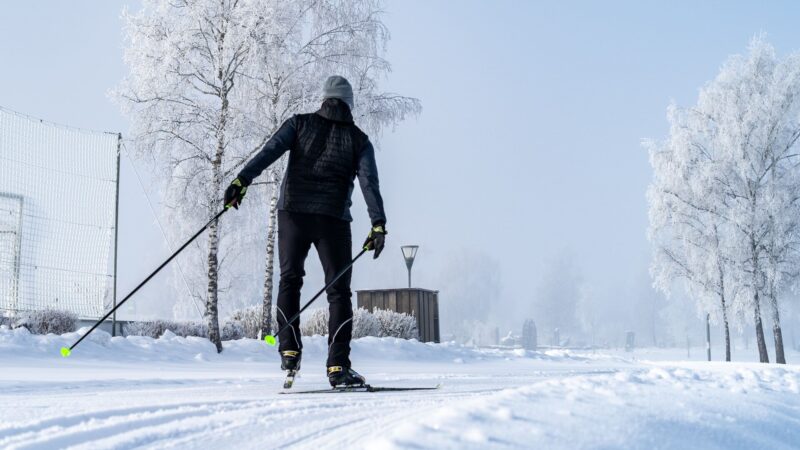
top-left (648, 114), bottom-right (737, 361)
top-left (232, 0), bottom-right (421, 337)
top-left (117, 0), bottom-right (421, 348)
top-left (701, 37), bottom-right (800, 364)
top-left (117, 0), bottom-right (278, 352)
top-left (648, 36), bottom-right (800, 363)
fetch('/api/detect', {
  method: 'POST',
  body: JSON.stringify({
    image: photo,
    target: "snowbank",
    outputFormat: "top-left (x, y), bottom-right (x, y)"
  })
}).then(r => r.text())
top-left (0, 325), bottom-right (590, 366)
top-left (368, 363), bottom-right (800, 450)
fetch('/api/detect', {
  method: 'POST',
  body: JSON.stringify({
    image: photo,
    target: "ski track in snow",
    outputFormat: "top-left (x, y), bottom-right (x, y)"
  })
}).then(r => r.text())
top-left (1, 327), bottom-right (799, 449)
top-left (0, 371), bottom-right (612, 450)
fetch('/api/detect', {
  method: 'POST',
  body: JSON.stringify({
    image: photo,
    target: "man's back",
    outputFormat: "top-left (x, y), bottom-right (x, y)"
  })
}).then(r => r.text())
top-left (281, 99), bottom-right (369, 220)
top-left (237, 97), bottom-right (385, 226)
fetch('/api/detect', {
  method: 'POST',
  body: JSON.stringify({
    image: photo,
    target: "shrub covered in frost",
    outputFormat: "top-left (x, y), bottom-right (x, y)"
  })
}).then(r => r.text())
top-left (301, 308), bottom-right (329, 336)
top-left (125, 320), bottom-right (208, 338)
top-left (372, 309), bottom-right (418, 340)
top-left (221, 320), bottom-right (245, 340)
top-left (351, 308), bottom-right (381, 338)
top-left (300, 307), bottom-right (417, 339)
top-left (15, 309), bottom-right (78, 335)
top-left (223, 305), bottom-right (278, 339)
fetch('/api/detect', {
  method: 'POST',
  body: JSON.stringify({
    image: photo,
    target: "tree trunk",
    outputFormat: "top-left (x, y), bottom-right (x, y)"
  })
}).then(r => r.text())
top-left (770, 295), bottom-right (786, 364)
top-left (207, 49), bottom-right (227, 352)
top-left (206, 118), bottom-right (225, 353)
top-left (716, 249), bottom-right (731, 362)
top-left (722, 305), bottom-right (731, 362)
top-left (773, 321), bottom-right (786, 364)
top-left (753, 292), bottom-right (769, 363)
top-left (749, 233), bottom-right (768, 363)
top-left (261, 167), bottom-right (281, 337)
top-left (206, 215), bottom-right (223, 353)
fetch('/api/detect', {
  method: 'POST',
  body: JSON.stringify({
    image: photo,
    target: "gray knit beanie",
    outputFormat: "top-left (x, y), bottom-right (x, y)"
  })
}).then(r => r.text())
top-left (322, 75), bottom-right (354, 109)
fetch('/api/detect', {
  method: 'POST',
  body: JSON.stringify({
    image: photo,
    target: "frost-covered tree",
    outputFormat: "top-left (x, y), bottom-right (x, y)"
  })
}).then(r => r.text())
top-left (647, 107), bottom-right (737, 361)
top-left (229, 0), bottom-right (421, 338)
top-left (117, 0), bottom-right (273, 352)
top-left (699, 37), bottom-right (800, 364)
top-left (648, 36), bottom-right (800, 364)
top-left (116, 0), bottom-right (420, 350)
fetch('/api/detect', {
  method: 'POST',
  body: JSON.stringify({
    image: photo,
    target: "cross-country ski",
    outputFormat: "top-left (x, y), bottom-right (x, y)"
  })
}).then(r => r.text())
top-left (279, 384), bottom-right (443, 394)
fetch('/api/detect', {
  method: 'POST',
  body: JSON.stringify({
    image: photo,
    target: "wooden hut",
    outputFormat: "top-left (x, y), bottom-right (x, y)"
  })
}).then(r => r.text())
top-left (356, 288), bottom-right (440, 343)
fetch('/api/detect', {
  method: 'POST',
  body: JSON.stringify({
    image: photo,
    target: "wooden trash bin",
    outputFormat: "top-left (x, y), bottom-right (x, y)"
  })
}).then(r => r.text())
top-left (356, 288), bottom-right (440, 343)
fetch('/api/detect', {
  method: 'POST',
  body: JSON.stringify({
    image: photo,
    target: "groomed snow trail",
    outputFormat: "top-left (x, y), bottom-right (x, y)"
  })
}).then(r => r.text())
top-left (1, 327), bottom-right (799, 449)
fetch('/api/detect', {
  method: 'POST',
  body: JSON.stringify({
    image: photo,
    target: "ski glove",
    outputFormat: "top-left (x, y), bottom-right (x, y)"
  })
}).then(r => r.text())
top-left (362, 224), bottom-right (387, 259)
top-left (224, 178), bottom-right (248, 209)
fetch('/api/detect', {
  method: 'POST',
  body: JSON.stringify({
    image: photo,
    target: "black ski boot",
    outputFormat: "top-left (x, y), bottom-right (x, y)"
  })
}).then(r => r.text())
top-left (281, 351), bottom-right (301, 389)
top-left (280, 350), bottom-right (301, 371)
top-left (327, 366), bottom-right (366, 388)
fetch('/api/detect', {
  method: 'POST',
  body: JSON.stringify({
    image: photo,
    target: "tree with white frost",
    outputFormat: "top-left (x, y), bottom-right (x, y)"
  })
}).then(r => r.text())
top-left (117, 0), bottom-right (420, 350)
top-left (118, 0), bottom-right (271, 351)
top-left (233, 0), bottom-right (421, 338)
top-left (648, 36), bottom-right (800, 364)
top-left (647, 109), bottom-right (737, 361)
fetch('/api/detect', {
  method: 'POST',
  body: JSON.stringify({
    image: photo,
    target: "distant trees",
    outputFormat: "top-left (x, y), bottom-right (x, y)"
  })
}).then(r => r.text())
top-left (440, 250), bottom-right (503, 343)
top-left (648, 36), bottom-right (800, 363)
top-left (531, 254), bottom-right (582, 344)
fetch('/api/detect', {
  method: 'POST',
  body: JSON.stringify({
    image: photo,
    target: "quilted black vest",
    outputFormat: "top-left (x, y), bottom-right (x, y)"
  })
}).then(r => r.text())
top-left (281, 99), bottom-right (368, 220)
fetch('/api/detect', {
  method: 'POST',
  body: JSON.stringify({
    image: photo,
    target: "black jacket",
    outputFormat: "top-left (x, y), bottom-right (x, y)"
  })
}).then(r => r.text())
top-left (237, 99), bottom-right (386, 225)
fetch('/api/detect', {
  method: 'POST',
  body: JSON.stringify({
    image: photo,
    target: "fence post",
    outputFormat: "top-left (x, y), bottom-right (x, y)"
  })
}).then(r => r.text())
top-left (112, 134), bottom-right (122, 337)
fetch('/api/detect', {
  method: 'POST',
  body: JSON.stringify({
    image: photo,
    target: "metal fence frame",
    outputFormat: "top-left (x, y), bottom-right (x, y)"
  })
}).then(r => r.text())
top-left (0, 192), bottom-right (24, 313)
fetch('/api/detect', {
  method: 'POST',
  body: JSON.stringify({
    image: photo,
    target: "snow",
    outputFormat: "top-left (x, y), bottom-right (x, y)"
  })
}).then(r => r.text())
top-left (1, 326), bottom-right (799, 449)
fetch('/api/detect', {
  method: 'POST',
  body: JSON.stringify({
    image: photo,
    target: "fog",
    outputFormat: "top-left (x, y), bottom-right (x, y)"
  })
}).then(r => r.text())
top-left (2, 1), bottom-right (799, 350)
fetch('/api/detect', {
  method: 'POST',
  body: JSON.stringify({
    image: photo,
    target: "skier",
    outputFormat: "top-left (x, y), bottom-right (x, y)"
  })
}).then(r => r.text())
top-left (224, 76), bottom-right (387, 387)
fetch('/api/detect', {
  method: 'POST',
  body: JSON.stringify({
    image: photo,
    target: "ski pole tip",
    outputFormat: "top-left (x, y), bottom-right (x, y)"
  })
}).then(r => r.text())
top-left (60, 347), bottom-right (71, 357)
top-left (264, 335), bottom-right (276, 346)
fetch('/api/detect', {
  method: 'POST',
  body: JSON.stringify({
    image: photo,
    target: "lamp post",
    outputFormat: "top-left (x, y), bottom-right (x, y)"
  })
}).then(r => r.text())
top-left (400, 245), bottom-right (419, 288)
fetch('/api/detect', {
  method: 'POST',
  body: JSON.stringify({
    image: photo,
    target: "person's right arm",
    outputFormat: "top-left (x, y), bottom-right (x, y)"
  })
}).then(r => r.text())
top-left (237, 116), bottom-right (297, 185)
top-left (223, 117), bottom-right (296, 209)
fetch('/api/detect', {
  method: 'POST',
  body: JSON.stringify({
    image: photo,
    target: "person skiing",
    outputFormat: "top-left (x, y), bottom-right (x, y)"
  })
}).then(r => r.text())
top-left (223, 75), bottom-right (387, 388)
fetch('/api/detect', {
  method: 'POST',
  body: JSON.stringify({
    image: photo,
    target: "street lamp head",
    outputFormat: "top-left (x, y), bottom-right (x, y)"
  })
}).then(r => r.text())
top-left (401, 245), bottom-right (419, 288)
top-left (401, 245), bottom-right (418, 269)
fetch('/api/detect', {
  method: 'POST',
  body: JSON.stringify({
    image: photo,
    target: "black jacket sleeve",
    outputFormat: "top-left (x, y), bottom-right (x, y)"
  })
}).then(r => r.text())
top-left (356, 139), bottom-right (387, 226)
top-left (237, 117), bottom-right (297, 185)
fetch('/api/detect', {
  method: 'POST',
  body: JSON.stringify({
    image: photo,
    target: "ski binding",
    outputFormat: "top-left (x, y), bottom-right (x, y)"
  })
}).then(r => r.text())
top-left (283, 370), bottom-right (298, 389)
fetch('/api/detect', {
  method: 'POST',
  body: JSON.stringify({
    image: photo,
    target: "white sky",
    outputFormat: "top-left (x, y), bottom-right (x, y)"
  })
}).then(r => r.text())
top-left (2, 1), bottom-right (800, 330)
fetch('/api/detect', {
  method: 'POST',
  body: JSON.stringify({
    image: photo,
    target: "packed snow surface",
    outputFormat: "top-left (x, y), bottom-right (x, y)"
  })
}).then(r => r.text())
top-left (1, 326), bottom-right (799, 449)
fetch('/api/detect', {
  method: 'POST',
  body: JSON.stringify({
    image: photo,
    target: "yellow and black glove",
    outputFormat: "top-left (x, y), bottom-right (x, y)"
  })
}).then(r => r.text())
top-left (224, 178), bottom-right (248, 209)
top-left (362, 224), bottom-right (387, 259)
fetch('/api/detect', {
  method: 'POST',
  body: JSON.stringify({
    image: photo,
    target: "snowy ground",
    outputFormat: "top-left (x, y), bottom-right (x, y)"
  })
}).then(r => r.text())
top-left (1, 327), bottom-right (799, 449)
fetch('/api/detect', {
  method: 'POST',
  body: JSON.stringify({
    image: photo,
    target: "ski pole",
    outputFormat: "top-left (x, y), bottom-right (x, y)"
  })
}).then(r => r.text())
top-left (61, 208), bottom-right (229, 357)
top-left (263, 248), bottom-right (367, 346)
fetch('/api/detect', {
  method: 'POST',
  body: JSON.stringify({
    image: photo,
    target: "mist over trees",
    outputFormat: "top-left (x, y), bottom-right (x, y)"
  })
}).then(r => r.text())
top-left (531, 254), bottom-right (582, 346)
top-left (528, 257), bottom-right (671, 349)
top-left (438, 249), bottom-right (503, 344)
top-left (648, 36), bottom-right (800, 364)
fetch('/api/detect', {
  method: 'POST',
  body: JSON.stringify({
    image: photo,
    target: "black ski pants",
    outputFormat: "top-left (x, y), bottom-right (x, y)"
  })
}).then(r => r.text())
top-left (276, 210), bottom-right (353, 367)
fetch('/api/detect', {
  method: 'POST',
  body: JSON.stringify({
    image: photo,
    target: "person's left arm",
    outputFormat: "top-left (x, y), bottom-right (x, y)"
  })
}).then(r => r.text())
top-left (357, 139), bottom-right (387, 258)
